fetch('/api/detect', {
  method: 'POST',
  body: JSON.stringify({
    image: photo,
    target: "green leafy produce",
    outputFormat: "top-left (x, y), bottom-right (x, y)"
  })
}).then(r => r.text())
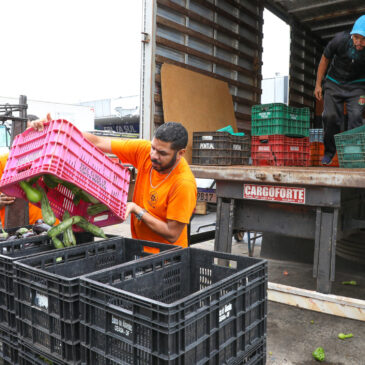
top-left (75, 216), bottom-right (107, 238)
top-left (38, 185), bottom-right (56, 226)
top-left (342, 280), bottom-right (357, 285)
top-left (87, 203), bottom-right (109, 216)
top-left (62, 211), bottom-right (76, 246)
top-left (19, 181), bottom-right (42, 203)
top-left (312, 347), bottom-right (325, 362)
top-left (338, 333), bottom-right (353, 340)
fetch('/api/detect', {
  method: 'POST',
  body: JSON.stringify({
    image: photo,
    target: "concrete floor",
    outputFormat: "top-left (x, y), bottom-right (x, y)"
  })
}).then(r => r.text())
top-left (104, 213), bottom-right (365, 365)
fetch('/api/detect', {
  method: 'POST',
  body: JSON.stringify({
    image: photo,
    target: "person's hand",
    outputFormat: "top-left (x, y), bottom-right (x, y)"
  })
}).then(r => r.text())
top-left (124, 202), bottom-right (138, 220)
top-left (29, 113), bottom-right (52, 132)
top-left (0, 193), bottom-right (16, 209)
top-left (314, 85), bottom-right (323, 101)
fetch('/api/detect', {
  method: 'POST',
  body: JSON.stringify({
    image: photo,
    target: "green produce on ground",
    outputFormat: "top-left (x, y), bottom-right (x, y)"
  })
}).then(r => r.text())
top-left (312, 347), bottom-right (325, 362)
top-left (342, 280), bottom-right (357, 285)
top-left (19, 180), bottom-right (42, 203)
top-left (338, 333), bottom-right (353, 340)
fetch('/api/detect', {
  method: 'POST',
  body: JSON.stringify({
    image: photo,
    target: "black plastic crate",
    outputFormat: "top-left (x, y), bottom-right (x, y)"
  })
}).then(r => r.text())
top-left (14, 237), bottom-right (179, 364)
top-left (80, 248), bottom-right (267, 364)
top-left (18, 341), bottom-right (64, 365)
top-left (0, 327), bottom-right (18, 364)
top-left (192, 132), bottom-right (251, 165)
top-left (0, 225), bottom-right (55, 334)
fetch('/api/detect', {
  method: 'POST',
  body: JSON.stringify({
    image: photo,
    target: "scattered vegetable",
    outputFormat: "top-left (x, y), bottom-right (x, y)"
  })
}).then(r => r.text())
top-left (19, 181), bottom-right (42, 203)
top-left (15, 227), bottom-right (29, 236)
top-left (0, 229), bottom-right (9, 241)
top-left (312, 347), bottom-right (325, 362)
top-left (342, 280), bottom-right (357, 286)
top-left (47, 216), bottom-right (81, 238)
top-left (33, 221), bottom-right (52, 234)
top-left (51, 237), bottom-right (64, 249)
top-left (338, 333), bottom-right (353, 340)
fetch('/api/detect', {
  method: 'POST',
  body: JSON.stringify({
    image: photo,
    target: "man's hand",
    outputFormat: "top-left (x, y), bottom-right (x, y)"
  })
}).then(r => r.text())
top-left (124, 202), bottom-right (139, 220)
top-left (0, 193), bottom-right (16, 209)
top-left (29, 113), bottom-right (52, 131)
top-left (314, 85), bottom-right (323, 101)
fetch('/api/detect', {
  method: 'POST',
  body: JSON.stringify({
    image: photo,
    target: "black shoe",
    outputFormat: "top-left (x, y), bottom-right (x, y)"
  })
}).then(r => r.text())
top-left (321, 153), bottom-right (334, 165)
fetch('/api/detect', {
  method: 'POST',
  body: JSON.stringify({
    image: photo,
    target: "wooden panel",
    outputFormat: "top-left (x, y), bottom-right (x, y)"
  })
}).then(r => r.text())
top-left (161, 63), bottom-right (237, 164)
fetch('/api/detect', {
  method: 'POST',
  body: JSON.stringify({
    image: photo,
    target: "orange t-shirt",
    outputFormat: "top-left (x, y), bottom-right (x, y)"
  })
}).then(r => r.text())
top-left (0, 153), bottom-right (43, 225)
top-left (111, 139), bottom-right (197, 248)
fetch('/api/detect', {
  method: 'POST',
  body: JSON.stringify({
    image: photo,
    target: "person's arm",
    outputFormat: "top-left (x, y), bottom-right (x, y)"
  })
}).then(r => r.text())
top-left (124, 202), bottom-right (186, 243)
top-left (314, 55), bottom-right (330, 101)
top-left (29, 117), bottom-right (113, 154)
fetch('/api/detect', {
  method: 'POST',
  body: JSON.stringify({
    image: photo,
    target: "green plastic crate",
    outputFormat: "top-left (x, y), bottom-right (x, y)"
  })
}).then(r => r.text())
top-left (251, 103), bottom-right (310, 137)
top-left (335, 124), bottom-right (365, 168)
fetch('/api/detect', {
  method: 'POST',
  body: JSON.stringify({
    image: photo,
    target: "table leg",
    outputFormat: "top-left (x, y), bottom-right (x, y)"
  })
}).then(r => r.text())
top-left (313, 207), bottom-right (338, 294)
top-left (214, 197), bottom-right (234, 253)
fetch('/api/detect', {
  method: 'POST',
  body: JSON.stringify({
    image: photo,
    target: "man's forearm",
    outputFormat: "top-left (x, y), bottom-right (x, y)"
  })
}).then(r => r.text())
top-left (316, 55), bottom-right (330, 86)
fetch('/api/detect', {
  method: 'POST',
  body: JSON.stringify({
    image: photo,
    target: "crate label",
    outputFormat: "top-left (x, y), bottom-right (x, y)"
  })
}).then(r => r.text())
top-left (290, 146), bottom-right (299, 151)
top-left (258, 112), bottom-right (271, 118)
top-left (93, 214), bottom-right (109, 222)
top-left (219, 303), bottom-right (232, 323)
top-left (232, 144), bottom-right (241, 151)
top-left (34, 292), bottom-right (48, 310)
top-left (202, 136), bottom-right (213, 141)
top-left (111, 315), bottom-right (133, 339)
top-left (258, 146), bottom-right (270, 152)
top-left (199, 143), bottom-right (215, 150)
top-left (244, 184), bottom-right (305, 204)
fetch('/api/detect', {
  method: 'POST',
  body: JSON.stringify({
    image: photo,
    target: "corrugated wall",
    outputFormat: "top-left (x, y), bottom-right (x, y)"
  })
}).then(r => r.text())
top-left (289, 20), bottom-right (323, 118)
top-left (153, 0), bottom-right (264, 134)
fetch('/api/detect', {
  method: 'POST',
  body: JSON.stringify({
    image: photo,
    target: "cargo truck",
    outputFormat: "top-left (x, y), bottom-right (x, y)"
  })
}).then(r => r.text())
top-left (139, 0), bottom-right (365, 293)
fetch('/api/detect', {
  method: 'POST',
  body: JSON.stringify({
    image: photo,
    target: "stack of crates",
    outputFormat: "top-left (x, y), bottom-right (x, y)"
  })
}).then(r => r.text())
top-left (310, 129), bottom-right (339, 167)
top-left (192, 131), bottom-right (251, 165)
top-left (251, 103), bottom-right (310, 166)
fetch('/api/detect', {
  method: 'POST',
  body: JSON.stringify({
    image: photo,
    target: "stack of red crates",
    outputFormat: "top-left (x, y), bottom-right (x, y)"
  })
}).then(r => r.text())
top-left (251, 135), bottom-right (310, 166)
top-left (251, 104), bottom-right (310, 167)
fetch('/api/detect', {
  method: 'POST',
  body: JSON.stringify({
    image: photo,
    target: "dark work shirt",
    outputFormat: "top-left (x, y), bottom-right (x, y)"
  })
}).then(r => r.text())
top-left (323, 31), bottom-right (365, 84)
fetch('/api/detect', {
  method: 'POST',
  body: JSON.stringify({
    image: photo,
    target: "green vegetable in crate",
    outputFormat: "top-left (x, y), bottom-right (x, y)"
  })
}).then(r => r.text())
top-left (43, 174), bottom-right (60, 189)
top-left (312, 347), bottom-right (325, 362)
top-left (15, 227), bottom-right (29, 236)
top-left (52, 236), bottom-right (64, 249)
top-left (79, 190), bottom-right (99, 204)
top-left (87, 203), bottom-right (109, 216)
top-left (19, 181), bottom-right (42, 203)
top-left (73, 192), bottom-right (82, 206)
top-left (27, 176), bottom-right (40, 186)
top-left (74, 216), bottom-right (107, 238)
top-left (47, 216), bottom-right (81, 238)
top-left (38, 184), bottom-right (56, 226)
top-left (62, 211), bottom-right (76, 246)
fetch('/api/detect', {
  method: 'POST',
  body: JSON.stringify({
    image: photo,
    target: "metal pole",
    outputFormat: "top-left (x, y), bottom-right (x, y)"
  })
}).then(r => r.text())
top-left (4, 95), bottom-right (29, 228)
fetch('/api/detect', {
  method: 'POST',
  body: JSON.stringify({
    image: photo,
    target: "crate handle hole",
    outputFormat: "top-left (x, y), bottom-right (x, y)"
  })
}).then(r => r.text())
top-left (213, 258), bottom-right (237, 269)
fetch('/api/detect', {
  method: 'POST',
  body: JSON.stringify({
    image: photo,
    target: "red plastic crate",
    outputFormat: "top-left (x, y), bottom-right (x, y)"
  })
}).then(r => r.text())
top-left (0, 119), bottom-right (130, 230)
top-left (310, 142), bottom-right (339, 167)
top-left (251, 135), bottom-right (310, 166)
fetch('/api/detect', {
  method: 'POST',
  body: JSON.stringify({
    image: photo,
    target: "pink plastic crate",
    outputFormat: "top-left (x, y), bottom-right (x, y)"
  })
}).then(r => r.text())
top-left (0, 119), bottom-right (130, 230)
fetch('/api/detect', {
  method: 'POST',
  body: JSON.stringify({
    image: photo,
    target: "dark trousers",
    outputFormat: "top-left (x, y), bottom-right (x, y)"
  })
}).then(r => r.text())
top-left (323, 80), bottom-right (365, 155)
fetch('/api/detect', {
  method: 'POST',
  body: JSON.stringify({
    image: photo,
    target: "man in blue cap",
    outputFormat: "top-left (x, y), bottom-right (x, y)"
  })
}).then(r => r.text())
top-left (315, 15), bottom-right (365, 164)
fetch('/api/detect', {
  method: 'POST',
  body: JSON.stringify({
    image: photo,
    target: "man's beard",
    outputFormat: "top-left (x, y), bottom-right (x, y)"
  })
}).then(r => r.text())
top-left (151, 151), bottom-right (177, 173)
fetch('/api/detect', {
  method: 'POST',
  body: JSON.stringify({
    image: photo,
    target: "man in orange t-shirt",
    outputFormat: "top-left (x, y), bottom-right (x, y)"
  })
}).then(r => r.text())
top-left (31, 118), bottom-right (197, 247)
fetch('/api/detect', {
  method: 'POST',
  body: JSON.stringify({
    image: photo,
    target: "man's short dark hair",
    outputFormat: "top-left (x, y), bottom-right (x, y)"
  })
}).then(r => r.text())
top-left (27, 114), bottom-right (39, 121)
top-left (154, 122), bottom-right (188, 150)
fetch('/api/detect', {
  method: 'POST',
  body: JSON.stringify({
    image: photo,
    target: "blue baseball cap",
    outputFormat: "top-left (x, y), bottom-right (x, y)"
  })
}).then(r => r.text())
top-left (350, 15), bottom-right (365, 37)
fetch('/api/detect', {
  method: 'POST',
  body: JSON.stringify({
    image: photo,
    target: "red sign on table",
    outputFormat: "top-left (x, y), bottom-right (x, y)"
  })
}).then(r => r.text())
top-left (243, 184), bottom-right (305, 204)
